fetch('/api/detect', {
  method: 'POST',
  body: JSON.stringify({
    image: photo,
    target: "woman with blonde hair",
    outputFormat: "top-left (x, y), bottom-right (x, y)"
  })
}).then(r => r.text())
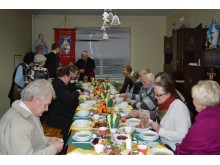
top-left (175, 80), bottom-right (220, 154)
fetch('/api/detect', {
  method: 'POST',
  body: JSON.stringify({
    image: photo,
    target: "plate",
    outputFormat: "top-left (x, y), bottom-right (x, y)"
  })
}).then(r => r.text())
top-left (75, 110), bottom-right (90, 117)
top-left (139, 130), bottom-right (159, 141)
top-left (126, 118), bottom-right (141, 126)
top-left (72, 131), bottom-right (92, 141)
top-left (72, 120), bottom-right (89, 127)
top-left (118, 126), bottom-right (135, 134)
top-left (151, 148), bottom-right (174, 155)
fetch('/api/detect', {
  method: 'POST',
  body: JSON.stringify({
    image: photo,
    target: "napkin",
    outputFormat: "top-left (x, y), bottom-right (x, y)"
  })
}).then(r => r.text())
top-left (84, 76), bottom-right (88, 82)
top-left (70, 125), bottom-right (93, 131)
top-left (79, 95), bottom-right (87, 101)
top-left (101, 91), bottom-right (109, 99)
top-left (102, 84), bottom-right (110, 90)
top-left (105, 98), bottom-right (113, 107)
top-left (107, 114), bottom-right (121, 128)
top-left (68, 148), bottom-right (96, 155)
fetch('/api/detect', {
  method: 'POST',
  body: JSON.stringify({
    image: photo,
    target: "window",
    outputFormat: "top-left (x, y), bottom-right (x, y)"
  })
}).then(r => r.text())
top-left (75, 27), bottom-right (130, 79)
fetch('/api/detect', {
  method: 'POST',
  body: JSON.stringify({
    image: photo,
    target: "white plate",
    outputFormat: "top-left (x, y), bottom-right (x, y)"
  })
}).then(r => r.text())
top-left (72, 131), bottom-right (92, 141)
top-left (72, 120), bottom-right (89, 127)
top-left (126, 118), bottom-right (141, 126)
top-left (151, 148), bottom-right (174, 155)
top-left (139, 130), bottom-right (159, 141)
top-left (75, 110), bottom-right (90, 117)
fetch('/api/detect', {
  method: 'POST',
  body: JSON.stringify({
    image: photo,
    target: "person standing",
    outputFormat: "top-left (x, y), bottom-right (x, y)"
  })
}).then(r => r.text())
top-left (75, 50), bottom-right (95, 82)
top-left (8, 52), bottom-right (35, 105)
top-left (0, 79), bottom-right (63, 155)
top-left (44, 43), bottom-right (61, 79)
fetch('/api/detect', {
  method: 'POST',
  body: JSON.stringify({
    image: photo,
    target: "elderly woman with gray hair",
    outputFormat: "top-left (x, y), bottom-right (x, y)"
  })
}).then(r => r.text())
top-left (175, 80), bottom-right (220, 155)
top-left (26, 54), bottom-right (49, 84)
top-left (0, 79), bottom-right (64, 154)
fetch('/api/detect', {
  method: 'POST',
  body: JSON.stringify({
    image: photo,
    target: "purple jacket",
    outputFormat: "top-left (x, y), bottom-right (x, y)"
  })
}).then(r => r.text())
top-left (175, 105), bottom-right (220, 155)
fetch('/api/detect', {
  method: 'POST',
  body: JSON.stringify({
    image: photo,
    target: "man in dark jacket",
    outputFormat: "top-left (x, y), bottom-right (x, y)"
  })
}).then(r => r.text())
top-left (75, 50), bottom-right (95, 82)
top-left (44, 43), bottom-right (60, 79)
top-left (45, 66), bottom-right (82, 145)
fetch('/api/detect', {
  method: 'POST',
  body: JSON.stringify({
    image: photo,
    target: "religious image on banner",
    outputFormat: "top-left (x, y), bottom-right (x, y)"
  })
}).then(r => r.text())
top-left (54, 28), bottom-right (76, 66)
top-left (60, 35), bottom-right (71, 54)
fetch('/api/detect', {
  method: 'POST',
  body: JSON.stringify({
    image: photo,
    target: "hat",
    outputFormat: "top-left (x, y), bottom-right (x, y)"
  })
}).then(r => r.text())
top-left (34, 54), bottom-right (47, 63)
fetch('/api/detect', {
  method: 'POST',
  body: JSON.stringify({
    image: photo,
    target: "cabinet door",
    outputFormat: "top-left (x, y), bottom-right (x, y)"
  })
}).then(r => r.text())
top-left (164, 36), bottom-right (173, 53)
top-left (184, 66), bottom-right (203, 119)
top-left (184, 24), bottom-right (205, 52)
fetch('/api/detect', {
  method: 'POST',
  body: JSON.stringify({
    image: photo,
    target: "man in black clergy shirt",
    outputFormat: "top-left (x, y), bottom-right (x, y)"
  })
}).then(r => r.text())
top-left (75, 50), bottom-right (95, 82)
top-left (44, 43), bottom-right (61, 79)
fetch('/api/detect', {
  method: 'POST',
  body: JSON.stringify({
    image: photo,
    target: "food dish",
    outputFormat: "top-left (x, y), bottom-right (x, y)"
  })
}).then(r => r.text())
top-left (73, 120), bottom-right (89, 127)
top-left (113, 134), bottom-right (129, 145)
top-left (139, 130), bottom-right (159, 141)
top-left (75, 110), bottom-right (90, 117)
top-left (135, 127), bottom-right (150, 133)
top-left (72, 131), bottom-right (92, 141)
top-left (126, 118), bottom-right (141, 127)
top-left (151, 148), bottom-right (174, 155)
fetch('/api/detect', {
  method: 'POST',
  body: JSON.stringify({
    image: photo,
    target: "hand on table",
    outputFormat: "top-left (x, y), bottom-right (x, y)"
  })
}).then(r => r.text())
top-left (79, 69), bottom-right (85, 73)
top-left (48, 137), bottom-right (64, 153)
top-left (129, 109), bottom-right (140, 118)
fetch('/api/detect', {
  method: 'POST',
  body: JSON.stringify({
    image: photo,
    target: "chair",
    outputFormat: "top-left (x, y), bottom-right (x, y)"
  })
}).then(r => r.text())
top-left (41, 121), bottom-right (63, 139)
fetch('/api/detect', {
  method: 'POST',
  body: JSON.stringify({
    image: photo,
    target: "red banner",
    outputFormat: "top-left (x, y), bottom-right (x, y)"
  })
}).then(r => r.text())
top-left (54, 28), bottom-right (76, 66)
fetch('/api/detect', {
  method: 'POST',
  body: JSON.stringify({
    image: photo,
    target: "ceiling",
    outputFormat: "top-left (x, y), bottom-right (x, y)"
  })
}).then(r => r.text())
top-left (25, 9), bottom-right (178, 17)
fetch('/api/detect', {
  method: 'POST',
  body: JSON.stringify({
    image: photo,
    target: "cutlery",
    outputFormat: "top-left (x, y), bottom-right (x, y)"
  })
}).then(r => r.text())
top-left (72, 141), bottom-right (90, 144)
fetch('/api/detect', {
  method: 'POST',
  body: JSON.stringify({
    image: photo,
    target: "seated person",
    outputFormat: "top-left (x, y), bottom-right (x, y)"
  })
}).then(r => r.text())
top-left (126, 73), bottom-right (157, 111)
top-left (150, 79), bottom-right (191, 151)
top-left (129, 71), bottom-right (142, 94)
top-left (45, 66), bottom-right (82, 145)
top-left (175, 80), bottom-right (220, 155)
top-left (154, 71), bottom-right (186, 104)
top-left (0, 79), bottom-right (63, 155)
top-left (119, 65), bottom-right (134, 93)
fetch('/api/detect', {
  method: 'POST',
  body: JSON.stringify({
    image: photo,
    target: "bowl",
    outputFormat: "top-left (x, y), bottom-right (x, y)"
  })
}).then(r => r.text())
top-left (139, 130), bottom-right (159, 141)
top-left (72, 131), bottom-right (92, 141)
top-left (126, 118), bottom-right (141, 126)
top-left (113, 134), bottom-right (129, 145)
top-left (79, 103), bottom-right (90, 109)
top-left (73, 120), bottom-right (89, 127)
top-left (119, 102), bottom-right (128, 109)
top-left (75, 110), bottom-right (90, 117)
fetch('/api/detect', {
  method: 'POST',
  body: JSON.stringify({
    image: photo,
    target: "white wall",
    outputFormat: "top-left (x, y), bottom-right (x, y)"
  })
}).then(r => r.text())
top-left (33, 15), bottom-right (166, 75)
top-left (0, 10), bottom-right (32, 117)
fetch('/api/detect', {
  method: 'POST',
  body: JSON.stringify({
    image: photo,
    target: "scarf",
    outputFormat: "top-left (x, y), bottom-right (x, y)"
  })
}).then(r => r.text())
top-left (156, 95), bottom-right (175, 122)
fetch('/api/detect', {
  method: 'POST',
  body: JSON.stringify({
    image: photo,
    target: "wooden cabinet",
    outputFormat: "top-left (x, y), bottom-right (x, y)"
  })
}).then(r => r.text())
top-left (164, 23), bottom-right (220, 122)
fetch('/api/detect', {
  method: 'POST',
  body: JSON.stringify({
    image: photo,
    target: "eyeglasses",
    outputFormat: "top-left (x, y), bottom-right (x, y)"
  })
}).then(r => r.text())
top-left (154, 93), bottom-right (166, 97)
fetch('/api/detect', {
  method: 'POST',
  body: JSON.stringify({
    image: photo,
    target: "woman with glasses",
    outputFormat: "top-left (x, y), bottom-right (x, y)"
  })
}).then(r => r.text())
top-left (175, 80), bottom-right (220, 154)
top-left (150, 79), bottom-right (191, 151)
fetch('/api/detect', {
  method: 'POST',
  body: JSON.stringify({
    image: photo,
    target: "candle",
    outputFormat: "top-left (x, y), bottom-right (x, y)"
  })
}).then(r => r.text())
top-left (126, 136), bottom-right (131, 150)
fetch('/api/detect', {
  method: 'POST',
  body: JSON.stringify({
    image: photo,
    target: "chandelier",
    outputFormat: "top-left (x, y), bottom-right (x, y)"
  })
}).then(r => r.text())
top-left (101, 9), bottom-right (121, 40)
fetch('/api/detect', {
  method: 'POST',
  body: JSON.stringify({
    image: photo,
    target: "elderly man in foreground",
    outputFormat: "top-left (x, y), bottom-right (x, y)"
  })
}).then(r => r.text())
top-left (0, 79), bottom-right (63, 155)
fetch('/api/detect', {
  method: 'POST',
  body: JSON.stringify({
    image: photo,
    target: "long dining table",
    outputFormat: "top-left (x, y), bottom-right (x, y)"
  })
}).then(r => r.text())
top-left (65, 81), bottom-right (171, 155)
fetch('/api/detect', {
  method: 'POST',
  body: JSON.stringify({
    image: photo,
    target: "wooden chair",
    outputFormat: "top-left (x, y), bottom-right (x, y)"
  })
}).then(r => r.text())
top-left (41, 121), bottom-right (63, 139)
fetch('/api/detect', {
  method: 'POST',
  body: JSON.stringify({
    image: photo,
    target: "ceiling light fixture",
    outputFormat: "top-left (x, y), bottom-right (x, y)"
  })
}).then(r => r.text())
top-left (101, 9), bottom-right (121, 40)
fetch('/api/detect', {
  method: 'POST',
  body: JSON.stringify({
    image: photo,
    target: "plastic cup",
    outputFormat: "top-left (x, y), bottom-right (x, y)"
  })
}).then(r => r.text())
top-left (94, 144), bottom-right (104, 154)
top-left (137, 144), bottom-right (148, 155)
top-left (99, 127), bottom-right (107, 136)
top-left (120, 113), bottom-right (126, 122)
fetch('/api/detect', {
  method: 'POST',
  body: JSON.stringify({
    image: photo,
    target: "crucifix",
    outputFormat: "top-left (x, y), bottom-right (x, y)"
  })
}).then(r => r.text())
top-left (207, 68), bottom-right (216, 80)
